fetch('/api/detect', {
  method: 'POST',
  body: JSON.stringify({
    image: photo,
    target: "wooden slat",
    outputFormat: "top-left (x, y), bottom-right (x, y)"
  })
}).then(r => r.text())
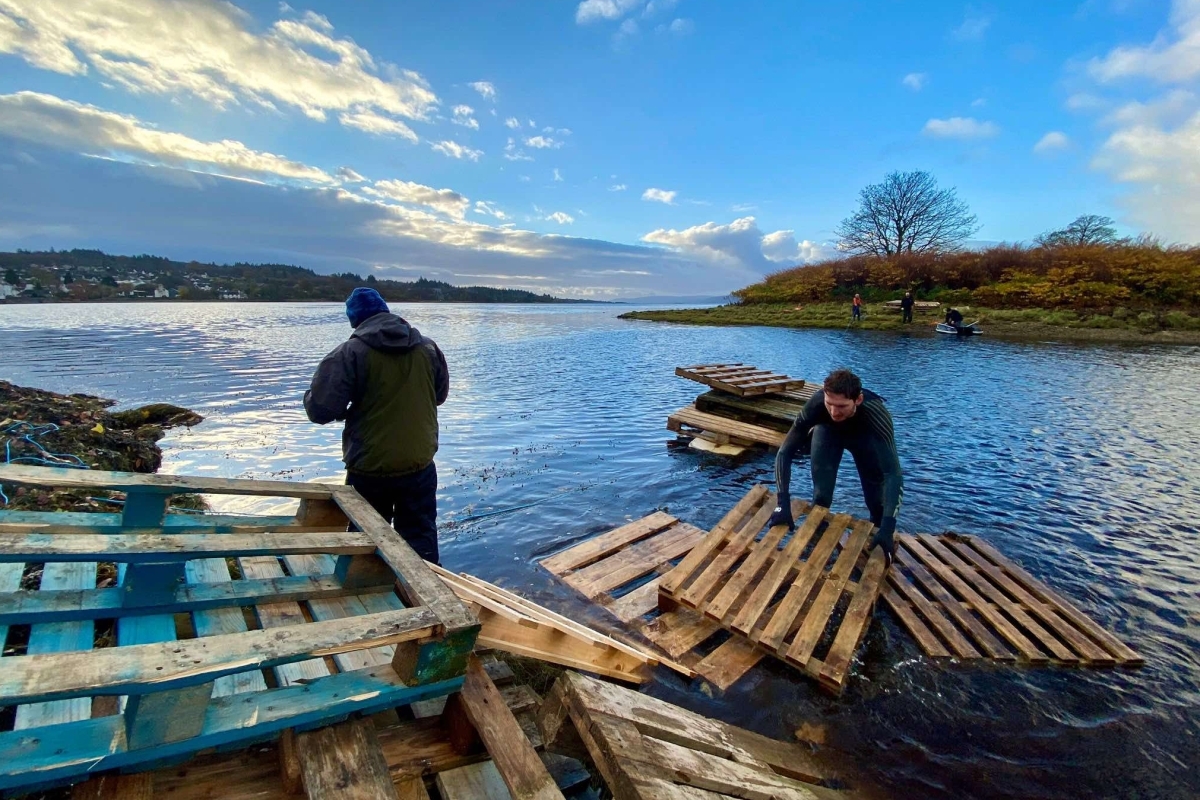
top-left (0, 463), bottom-right (338, 499)
top-left (0, 531), bottom-right (373, 561)
top-left (692, 638), bottom-right (764, 691)
top-left (606, 579), bottom-right (662, 623)
top-left (730, 506), bottom-right (828, 635)
top-left (703, 502), bottom-right (803, 621)
top-left (961, 536), bottom-right (1142, 664)
top-left (437, 761), bottom-right (512, 800)
top-left (666, 406), bottom-right (786, 448)
top-left (679, 499), bottom-right (776, 608)
top-left (881, 586), bottom-right (952, 658)
top-left (186, 558), bottom-right (269, 697)
top-left (885, 570), bottom-right (980, 658)
top-left (539, 512), bottom-right (677, 576)
top-left (756, 513), bottom-right (852, 651)
top-left (296, 717), bottom-right (398, 800)
top-left (239, 556), bottom-right (334, 686)
top-left (659, 486), bottom-right (768, 596)
top-left (565, 523), bottom-right (706, 600)
top-left (13, 561), bottom-right (95, 729)
top-left (785, 519), bottom-right (874, 664)
top-left (640, 610), bottom-right (720, 659)
top-left (817, 549), bottom-right (889, 690)
top-left (0, 562), bottom-right (22, 649)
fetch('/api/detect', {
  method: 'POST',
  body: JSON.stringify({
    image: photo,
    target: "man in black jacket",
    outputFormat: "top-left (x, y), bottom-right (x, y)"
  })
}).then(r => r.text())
top-left (304, 288), bottom-right (449, 563)
top-left (768, 369), bottom-right (903, 562)
top-left (901, 291), bottom-right (914, 323)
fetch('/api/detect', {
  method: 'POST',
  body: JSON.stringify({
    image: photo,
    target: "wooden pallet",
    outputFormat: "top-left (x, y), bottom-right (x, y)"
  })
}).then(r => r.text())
top-left (538, 494), bottom-right (773, 691)
top-left (883, 533), bottom-right (1143, 666)
top-left (676, 363), bottom-right (807, 397)
top-left (658, 488), bottom-right (889, 695)
top-left (0, 464), bottom-right (479, 796)
top-left (538, 670), bottom-right (858, 800)
top-left (667, 404), bottom-right (786, 449)
top-left (430, 563), bottom-right (689, 684)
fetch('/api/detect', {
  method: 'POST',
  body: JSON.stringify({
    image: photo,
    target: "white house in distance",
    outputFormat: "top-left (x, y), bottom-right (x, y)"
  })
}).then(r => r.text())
top-left (0, 283), bottom-right (15, 299)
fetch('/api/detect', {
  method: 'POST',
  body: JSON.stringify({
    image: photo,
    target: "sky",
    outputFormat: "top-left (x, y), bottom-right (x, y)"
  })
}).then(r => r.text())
top-left (0, 0), bottom-right (1197, 299)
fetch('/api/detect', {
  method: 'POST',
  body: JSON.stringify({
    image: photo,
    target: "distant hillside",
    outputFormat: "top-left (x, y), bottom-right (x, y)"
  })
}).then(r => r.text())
top-left (0, 248), bottom-right (591, 304)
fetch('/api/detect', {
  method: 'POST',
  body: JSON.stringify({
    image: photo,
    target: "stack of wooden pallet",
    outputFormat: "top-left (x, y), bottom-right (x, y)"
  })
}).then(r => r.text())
top-left (667, 363), bottom-right (815, 456)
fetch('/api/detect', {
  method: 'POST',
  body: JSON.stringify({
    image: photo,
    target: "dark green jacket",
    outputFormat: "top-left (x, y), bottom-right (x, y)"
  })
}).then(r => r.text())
top-left (304, 313), bottom-right (449, 477)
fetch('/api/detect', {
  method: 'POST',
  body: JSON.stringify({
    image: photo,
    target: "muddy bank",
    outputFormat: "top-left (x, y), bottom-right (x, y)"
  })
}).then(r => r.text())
top-left (0, 380), bottom-right (202, 512)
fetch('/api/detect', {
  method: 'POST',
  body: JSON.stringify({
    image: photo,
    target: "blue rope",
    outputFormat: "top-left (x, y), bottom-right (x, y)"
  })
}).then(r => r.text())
top-left (1, 419), bottom-right (90, 505)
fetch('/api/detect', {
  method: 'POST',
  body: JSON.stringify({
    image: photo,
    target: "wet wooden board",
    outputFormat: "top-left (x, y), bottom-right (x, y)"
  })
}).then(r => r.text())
top-left (537, 670), bottom-right (857, 799)
top-left (658, 488), bottom-right (889, 694)
top-left (883, 533), bottom-right (1143, 667)
top-left (538, 501), bottom-right (776, 691)
top-left (676, 363), bottom-right (807, 397)
top-left (668, 404), bottom-right (786, 449)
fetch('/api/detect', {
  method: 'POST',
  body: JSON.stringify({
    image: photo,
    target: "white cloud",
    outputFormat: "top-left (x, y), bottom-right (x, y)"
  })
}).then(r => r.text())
top-left (951, 7), bottom-right (994, 41)
top-left (922, 116), bottom-right (1000, 139)
top-left (1033, 131), bottom-right (1071, 154)
top-left (0, 91), bottom-right (336, 183)
top-left (518, 175), bottom-right (531, 182)
top-left (337, 166), bottom-right (366, 183)
top-left (971, 97), bottom-right (987, 107)
top-left (609, 183), bottom-right (628, 191)
top-left (545, 211), bottom-right (574, 225)
top-left (1066, 92), bottom-right (1109, 112)
top-left (1106, 89), bottom-right (1197, 127)
top-left (473, 200), bottom-right (508, 220)
top-left (525, 135), bottom-right (563, 149)
top-left (504, 138), bottom-right (533, 161)
top-left (902, 72), bottom-right (928, 91)
top-left (452, 105), bottom-right (479, 130)
top-left (643, 216), bottom-right (831, 272)
top-left (364, 179), bottom-right (470, 219)
top-left (430, 140), bottom-right (483, 161)
top-left (553, 168), bottom-right (564, 182)
top-left (542, 126), bottom-right (573, 135)
top-left (730, 202), bottom-right (757, 212)
top-left (643, 0), bottom-right (679, 16)
top-left (662, 18), bottom-right (694, 35)
top-left (575, 0), bottom-right (643, 24)
top-left (617, 18), bottom-right (640, 38)
top-left (1089, 0), bottom-right (1200, 83)
top-left (468, 81), bottom-right (496, 101)
top-left (0, 1), bottom-right (438, 134)
top-left (643, 187), bottom-right (677, 204)
top-left (338, 109), bottom-right (419, 142)
top-left (505, 117), bottom-right (522, 129)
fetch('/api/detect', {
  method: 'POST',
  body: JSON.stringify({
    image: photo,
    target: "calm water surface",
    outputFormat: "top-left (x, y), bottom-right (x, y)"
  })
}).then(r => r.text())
top-left (1, 302), bottom-right (1197, 799)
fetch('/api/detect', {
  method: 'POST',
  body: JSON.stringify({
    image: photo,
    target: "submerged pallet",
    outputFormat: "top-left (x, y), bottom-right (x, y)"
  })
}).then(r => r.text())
top-left (538, 670), bottom-right (857, 800)
top-left (0, 464), bottom-right (479, 796)
top-left (659, 488), bottom-right (888, 694)
top-left (676, 363), bottom-right (807, 397)
top-left (538, 494), bottom-right (773, 691)
top-left (884, 533), bottom-right (1143, 666)
top-left (667, 404), bottom-right (786, 450)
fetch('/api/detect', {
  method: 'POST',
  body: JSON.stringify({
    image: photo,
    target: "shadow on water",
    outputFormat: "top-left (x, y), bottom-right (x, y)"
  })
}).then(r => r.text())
top-left (1, 302), bottom-right (1197, 799)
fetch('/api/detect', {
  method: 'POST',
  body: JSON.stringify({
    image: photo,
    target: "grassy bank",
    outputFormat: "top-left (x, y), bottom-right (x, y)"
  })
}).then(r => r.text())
top-left (619, 303), bottom-right (1200, 344)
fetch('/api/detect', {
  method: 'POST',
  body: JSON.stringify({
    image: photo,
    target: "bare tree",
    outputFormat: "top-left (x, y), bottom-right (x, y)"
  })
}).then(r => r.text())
top-left (1035, 214), bottom-right (1119, 247)
top-left (835, 170), bottom-right (980, 257)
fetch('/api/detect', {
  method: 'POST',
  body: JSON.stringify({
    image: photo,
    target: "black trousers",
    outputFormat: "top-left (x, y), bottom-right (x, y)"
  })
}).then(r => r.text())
top-left (346, 462), bottom-right (439, 565)
top-left (902, 308), bottom-right (913, 323)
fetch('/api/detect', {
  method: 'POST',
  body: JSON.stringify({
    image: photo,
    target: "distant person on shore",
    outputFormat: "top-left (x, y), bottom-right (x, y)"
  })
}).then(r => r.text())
top-left (851, 293), bottom-right (863, 321)
top-left (767, 369), bottom-right (903, 563)
top-left (901, 291), bottom-right (914, 324)
top-left (304, 287), bottom-right (449, 564)
top-left (945, 307), bottom-right (964, 331)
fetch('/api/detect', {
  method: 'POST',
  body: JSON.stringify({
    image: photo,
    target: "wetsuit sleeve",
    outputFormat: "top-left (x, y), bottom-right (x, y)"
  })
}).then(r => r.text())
top-left (863, 399), bottom-right (904, 520)
top-left (304, 342), bottom-right (357, 424)
top-left (775, 391), bottom-right (826, 497)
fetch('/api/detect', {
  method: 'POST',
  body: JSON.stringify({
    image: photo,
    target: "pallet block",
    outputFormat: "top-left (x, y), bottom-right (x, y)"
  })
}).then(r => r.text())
top-left (883, 533), bottom-right (1142, 666)
top-left (658, 488), bottom-right (888, 695)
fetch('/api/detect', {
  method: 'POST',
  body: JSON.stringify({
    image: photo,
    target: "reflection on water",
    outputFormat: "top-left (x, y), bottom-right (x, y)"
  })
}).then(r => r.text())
top-left (2, 302), bottom-right (1198, 799)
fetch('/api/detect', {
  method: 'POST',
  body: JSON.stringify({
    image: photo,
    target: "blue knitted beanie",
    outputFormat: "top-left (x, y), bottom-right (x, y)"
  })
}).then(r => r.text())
top-left (346, 287), bottom-right (389, 327)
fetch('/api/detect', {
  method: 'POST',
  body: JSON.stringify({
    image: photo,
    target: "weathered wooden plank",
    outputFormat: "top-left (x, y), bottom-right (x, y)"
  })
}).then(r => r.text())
top-left (756, 513), bottom-right (851, 651)
top-left (693, 638), bottom-right (764, 691)
top-left (71, 774), bottom-right (154, 799)
top-left (885, 571), bottom-right (978, 658)
top-left (640, 609), bottom-right (720, 659)
top-left (239, 555), bottom-right (336, 686)
top-left (566, 523), bottom-right (706, 600)
top-left (960, 536), bottom-right (1142, 664)
top-left (539, 512), bottom-right (678, 576)
top-left (881, 585), bottom-right (952, 658)
top-left (904, 536), bottom-right (1048, 662)
top-left (679, 499), bottom-right (776, 608)
top-left (0, 464), bottom-right (340, 499)
top-left (437, 761), bottom-right (512, 800)
top-left (607, 579), bottom-right (662, 623)
top-left (0, 510), bottom-right (309, 533)
top-left (396, 777), bottom-right (433, 800)
top-left (185, 558), bottom-right (269, 697)
top-left (704, 502), bottom-right (802, 621)
top-left (894, 547), bottom-right (1014, 660)
top-left (0, 573), bottom-right (395, 626)
top-left (0, 607), bottom-right (439, 705)
top-left (13, 561), bottom-right (96, 729)
top-left (942, 537), bottom-right (1114, 663)
top-left (296, 717), bottom-right (398, 800)
top-left (0, 531), bottom-right (374, 562)
top-left (666, 406), bottom-right (786, 448)
top-left (730, 506), bottom-right (829, 635)
top-left (785, 519), bottom-right (874, 664)
top-left (817, 548), bottom-right (889, 691)
top-left (659, 486), bottom-right (769, 596)
top-left (0, 561), bottom-right (22, 650)
top-left (456, 656), bottom-right (565, 799)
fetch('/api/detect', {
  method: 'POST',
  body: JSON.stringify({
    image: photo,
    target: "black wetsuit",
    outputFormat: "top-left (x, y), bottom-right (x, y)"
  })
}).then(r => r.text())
top-left (945, 308), bottom-right (963, 326)
top-left (901, 295), bottom-right (914, 323)
top-left (774, 389), bottom-right (903, 525)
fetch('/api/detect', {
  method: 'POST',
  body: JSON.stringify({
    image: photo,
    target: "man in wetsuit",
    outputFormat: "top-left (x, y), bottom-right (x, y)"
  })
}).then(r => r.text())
top-left (767, 369), bottom-right (903, 562)
top-left (901, 291), bottom-right (914, 323)
top-left (945, 307), bottom-right (964, 328)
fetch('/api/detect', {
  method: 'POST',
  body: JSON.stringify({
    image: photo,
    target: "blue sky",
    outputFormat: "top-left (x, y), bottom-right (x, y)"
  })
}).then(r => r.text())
top-left (0, 0), bottom-right (1196, 298)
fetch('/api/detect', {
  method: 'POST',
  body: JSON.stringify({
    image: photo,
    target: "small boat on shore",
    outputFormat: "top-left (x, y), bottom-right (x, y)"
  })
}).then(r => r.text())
top-left (936, 321), bottom-right (983, 335)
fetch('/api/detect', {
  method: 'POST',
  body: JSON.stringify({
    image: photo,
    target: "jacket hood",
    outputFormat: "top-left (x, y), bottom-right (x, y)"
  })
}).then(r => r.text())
top-left (351, 312), bottom-right (423, 353)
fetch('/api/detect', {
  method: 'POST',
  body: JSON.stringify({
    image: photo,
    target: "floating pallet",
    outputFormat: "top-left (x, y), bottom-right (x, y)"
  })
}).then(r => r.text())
top-left (429, 563), bottom-right (689, 684)
top-left (883, 533), bottom-right (1143, 666)
top-left (676, 362), bottom-right (807, 397)
top-left (539, 494), bottom-right (774, 691)
top-left (667, 404), bottom-right (786, 449)
top-left (694, 388), bottom-right (813, 432)
top-left (658, 488), bottom-right (889, 695)
top-left (0, 464), bottom-right (479, 796)
top-left (538, 670), bottom-right (858, 800)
